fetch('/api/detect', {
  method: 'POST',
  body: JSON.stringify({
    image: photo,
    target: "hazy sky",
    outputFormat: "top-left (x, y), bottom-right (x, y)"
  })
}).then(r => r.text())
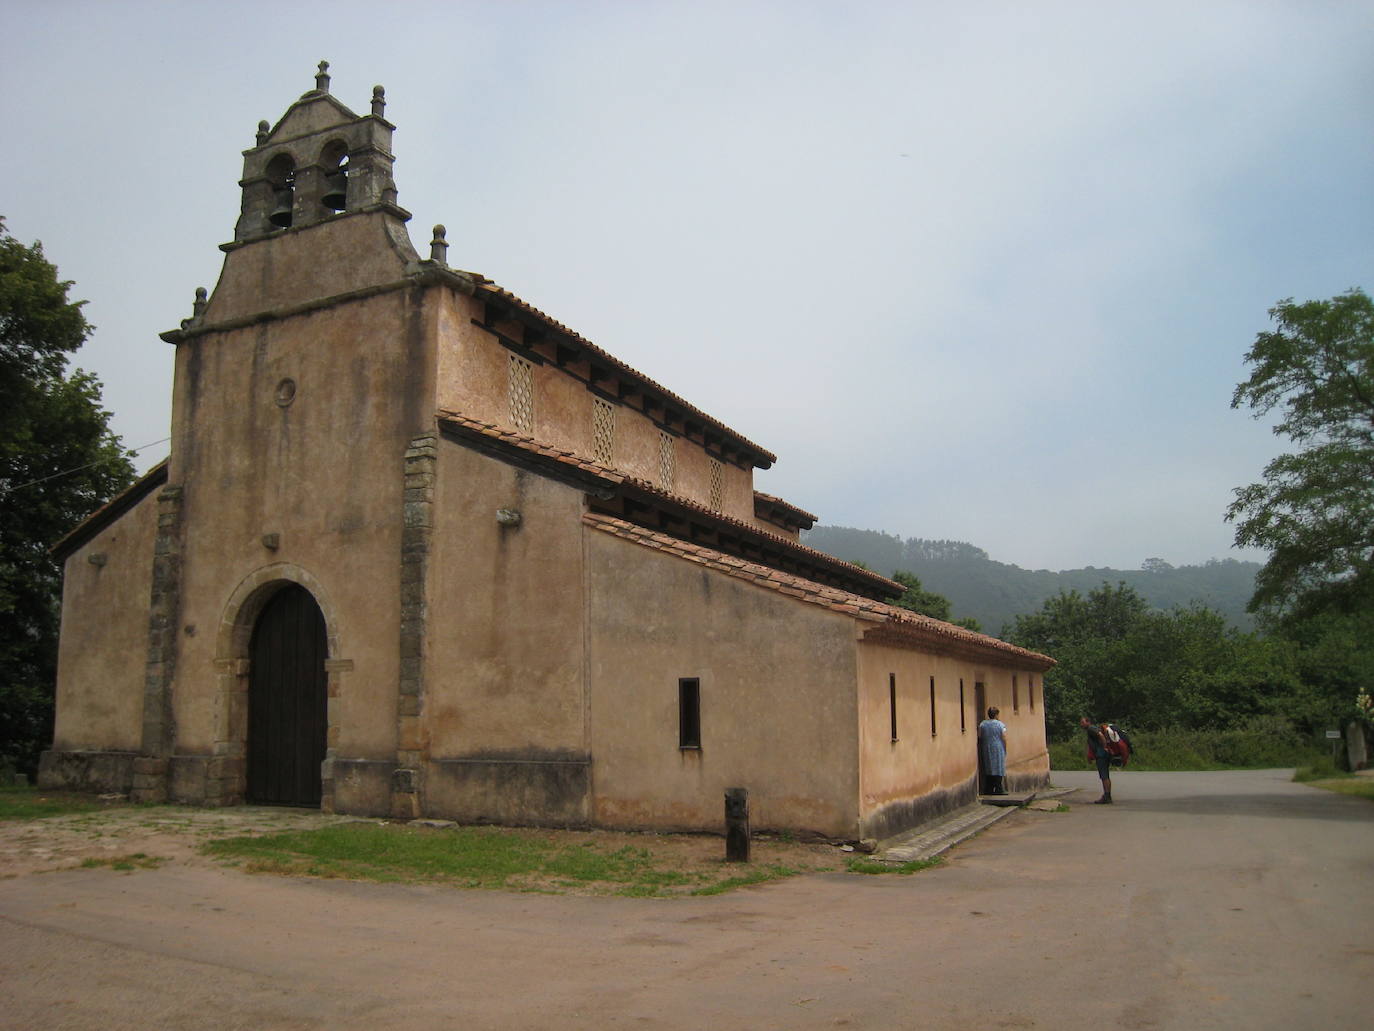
top-left (3, 1), bottom-right (1370, 571)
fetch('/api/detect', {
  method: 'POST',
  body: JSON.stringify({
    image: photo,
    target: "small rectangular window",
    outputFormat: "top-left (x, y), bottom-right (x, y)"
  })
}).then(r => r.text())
top-left (929, 676), bottom-right (937, 737)
top-left (889, 673), bottom-right (898, 742)
top-left (708, 458), bottom-right (723, 512)
top-left (959, 678), bottom-right (966, 732)
top-left (1013, 675), bottom-right (1020, 714)
top-left (678, 678), bottom-right (701, 748)
top-left (1029, 676), bottom-right (1036, 712)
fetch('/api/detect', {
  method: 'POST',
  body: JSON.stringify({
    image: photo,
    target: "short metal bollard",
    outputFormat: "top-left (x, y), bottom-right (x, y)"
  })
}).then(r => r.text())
top-left (725, 787), bottom-right (750, 862)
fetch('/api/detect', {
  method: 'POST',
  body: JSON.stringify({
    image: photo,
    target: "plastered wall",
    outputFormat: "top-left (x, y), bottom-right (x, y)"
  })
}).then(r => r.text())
top-left (585, 530), bottom-right (862, 838)
top-left (856, 641), bottom-right (1050, 839)
top-left (51, 494), bottom-right (159, 753)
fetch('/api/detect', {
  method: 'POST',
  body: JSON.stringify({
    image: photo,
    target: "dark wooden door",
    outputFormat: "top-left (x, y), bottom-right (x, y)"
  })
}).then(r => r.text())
top-left (247, 584), bottom-right (327, 806)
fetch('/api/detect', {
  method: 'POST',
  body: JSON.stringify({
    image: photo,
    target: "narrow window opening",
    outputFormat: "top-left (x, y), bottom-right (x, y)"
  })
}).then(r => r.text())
top-left (889, 673), bottom-right (898, 742)
top-left (1013, 675), bottom-right (1020, 714)
top-left (929, 675), bottom-right (937, 737)
top-left (1030, 676), bottom-right (1036, 712)
top-left (266, 153), bottom-right (296, 229)
top-left (678, 678), bottom-right (701, 749)
top-left (959, 678), bottom-right (966, 732)
top-left (320, 139), bottom-right (349, 212)
top-left (708, 458), bottom-right (723, 512)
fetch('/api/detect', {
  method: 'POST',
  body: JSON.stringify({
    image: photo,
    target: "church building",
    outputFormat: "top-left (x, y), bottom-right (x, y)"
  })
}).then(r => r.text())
top-left (41, 66), bottom-right (1053, 842)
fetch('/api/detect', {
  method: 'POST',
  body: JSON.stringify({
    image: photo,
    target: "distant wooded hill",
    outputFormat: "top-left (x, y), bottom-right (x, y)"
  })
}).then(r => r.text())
top-left (801, 526), bottom-right (1261, 635)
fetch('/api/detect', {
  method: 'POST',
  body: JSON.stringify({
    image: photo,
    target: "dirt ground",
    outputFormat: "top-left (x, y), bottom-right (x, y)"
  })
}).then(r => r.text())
top-left (0, 797), bottom-right (851, 885)
top-left (2, 771), bottom-right (1370, 1030)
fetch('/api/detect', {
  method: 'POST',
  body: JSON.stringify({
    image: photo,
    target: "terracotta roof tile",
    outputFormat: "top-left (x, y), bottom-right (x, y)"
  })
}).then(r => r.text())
top-left (436, 407), bottom-right (902, 600)
top-left (582, 512), bottom-right (1055, 671)
top-left (753, 490), bottom-right (819, 528)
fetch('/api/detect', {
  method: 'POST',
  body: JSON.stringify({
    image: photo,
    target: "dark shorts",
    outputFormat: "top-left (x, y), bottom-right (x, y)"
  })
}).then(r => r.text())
top-left (1095, 754), bottom-right (1112, 779)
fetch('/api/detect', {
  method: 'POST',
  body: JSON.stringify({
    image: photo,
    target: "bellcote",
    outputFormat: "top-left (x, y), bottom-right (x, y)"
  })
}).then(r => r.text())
top-left (231, 61), bottom-right (410, 244)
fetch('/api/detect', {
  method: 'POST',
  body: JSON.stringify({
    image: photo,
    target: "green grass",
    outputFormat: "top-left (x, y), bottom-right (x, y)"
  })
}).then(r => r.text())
top-left (78, 852), bottom-right (166, 872)
top-left (1292, 756), bottom-right (1351, 782)
top-left (845, 855), bottom-right (943, 875)
top-left (1050, 718), bottom-right (1328, 772)
top-left (202, 823), bottom-right (810, 897)
top-left (0, 785), bottom-right (108, 820)
top-left (1298, 778), bottom-right (1374, 802)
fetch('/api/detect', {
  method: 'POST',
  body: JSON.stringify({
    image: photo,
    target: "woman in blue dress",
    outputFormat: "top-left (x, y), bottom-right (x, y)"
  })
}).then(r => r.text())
top-left (978, 706), bottom-right (1008, 795)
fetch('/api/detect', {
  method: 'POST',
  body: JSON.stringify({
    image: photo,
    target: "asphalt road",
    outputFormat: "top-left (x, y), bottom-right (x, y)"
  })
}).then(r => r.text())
top-left (2, 769), bottom-right (1370, 1030)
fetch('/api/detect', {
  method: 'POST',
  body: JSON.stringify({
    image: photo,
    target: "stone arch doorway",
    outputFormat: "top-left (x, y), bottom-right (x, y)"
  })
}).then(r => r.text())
top-left (247, 583), bottom-right (328, 806)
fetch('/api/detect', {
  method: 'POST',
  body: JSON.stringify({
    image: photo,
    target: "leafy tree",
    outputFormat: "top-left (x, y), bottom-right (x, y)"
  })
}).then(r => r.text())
top-left (890, 570), bottom-right (981, 631)
top-left (1006, 583), bottom-right (1301, 739)
top-left (1, 217), bottom-right (134, 776)
top-left (1228, 289), bottom-right (1374, 619)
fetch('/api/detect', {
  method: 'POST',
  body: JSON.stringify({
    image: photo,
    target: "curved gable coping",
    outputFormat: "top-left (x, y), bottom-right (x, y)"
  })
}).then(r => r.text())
top-left (160, 263), bottom-right (476, 343)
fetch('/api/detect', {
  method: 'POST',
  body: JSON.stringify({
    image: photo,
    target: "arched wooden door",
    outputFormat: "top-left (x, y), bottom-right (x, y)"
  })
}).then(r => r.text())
top-left (247, 584), bottom-right (328, 806)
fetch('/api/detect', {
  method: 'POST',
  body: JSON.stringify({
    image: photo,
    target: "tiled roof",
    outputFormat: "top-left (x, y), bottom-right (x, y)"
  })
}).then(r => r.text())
top-left (584, 512), bottom-right (1055, 671)
top-left (49, 460), bottom-right (170, 562)
top-left (437, 409), bottom-right (626, 486)
top-left (475, 281), bottom-right (778, 468)
top-left (753, 490), bottom-right (818, 530)
top-left (434, 408), bottom-right (903, 599)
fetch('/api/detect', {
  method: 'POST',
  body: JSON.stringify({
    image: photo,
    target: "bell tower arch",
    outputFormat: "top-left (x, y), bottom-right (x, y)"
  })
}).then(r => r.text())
top-left (232, 61), bottom-right (409, 243)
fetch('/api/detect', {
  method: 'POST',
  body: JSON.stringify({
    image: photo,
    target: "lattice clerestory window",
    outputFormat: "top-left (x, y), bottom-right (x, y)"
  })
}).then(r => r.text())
top-left (593, 398), bottom-right (615, 466)
top-left (658, 431), bottom-right (676, 491)
top-left (508, 355), bottom-right (534, 434)
top-left (708, 458), bottom-right (723, 512)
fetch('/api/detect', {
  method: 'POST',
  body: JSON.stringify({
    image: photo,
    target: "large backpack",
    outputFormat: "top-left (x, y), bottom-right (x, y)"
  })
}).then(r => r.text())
top-left (1104, 724), bottom-right (1132, 767)
top-left (1085, 723), bottom-right (1133, 767)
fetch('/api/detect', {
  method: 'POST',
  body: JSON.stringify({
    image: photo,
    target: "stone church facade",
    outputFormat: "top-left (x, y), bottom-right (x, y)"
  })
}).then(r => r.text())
top-left (41, 66), bottom-right (1053, 842)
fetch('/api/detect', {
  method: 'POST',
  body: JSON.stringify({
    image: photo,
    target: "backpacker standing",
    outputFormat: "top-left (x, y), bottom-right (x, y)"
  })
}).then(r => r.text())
top-left (1081, 716), bottom-right (1114, 804)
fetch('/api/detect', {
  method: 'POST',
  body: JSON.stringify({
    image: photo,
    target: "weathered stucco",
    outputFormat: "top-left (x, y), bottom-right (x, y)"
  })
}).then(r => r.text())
top-left (585, 531), bottom-right (861, 838)
top-left (50, 494), bottom-right (158, 755)
top-left (854, 643), bottom-right (1048, 840)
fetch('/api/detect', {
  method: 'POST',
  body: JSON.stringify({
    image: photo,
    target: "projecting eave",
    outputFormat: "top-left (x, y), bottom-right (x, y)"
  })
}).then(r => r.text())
top-left (436, 410), bottom-right (899, 601)
top-left (470, 281), bottom-right (777, 472)
top-left (49, 460), bottom-right (169, 563)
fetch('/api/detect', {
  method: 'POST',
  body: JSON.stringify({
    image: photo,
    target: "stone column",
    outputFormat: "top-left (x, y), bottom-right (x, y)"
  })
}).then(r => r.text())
top-left (392, 435), bottom-right (436, 818)
top-left (132, 485), bottom-right (184, 804)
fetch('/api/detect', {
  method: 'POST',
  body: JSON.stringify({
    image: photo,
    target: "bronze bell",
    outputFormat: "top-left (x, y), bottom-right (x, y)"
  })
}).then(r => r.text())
top-left (321, 170), bottom-right (347, 211)
top-left (268, 187), bottom-right (294, 228)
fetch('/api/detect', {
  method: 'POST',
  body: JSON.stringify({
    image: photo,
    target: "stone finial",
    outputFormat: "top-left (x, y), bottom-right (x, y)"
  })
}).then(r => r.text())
top-left (315, 60), bottom-right (331, 93)
top-left (256, 120), bottom-right (270, 145)
top-left (192, 287), bottom-right (208, 318)
top-left (372, 85), bottom-right (386, 117)
top-left (429, 225), bottom-right (448, 265)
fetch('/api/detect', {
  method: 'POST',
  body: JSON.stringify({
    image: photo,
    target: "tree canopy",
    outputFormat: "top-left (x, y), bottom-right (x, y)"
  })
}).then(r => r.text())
top-left (1, 217), bottom-right (134, 775)
top-left (1228, 288), bottom-right (1374, 620)
top-left (1007, 583), bottom-right (1301, 740)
